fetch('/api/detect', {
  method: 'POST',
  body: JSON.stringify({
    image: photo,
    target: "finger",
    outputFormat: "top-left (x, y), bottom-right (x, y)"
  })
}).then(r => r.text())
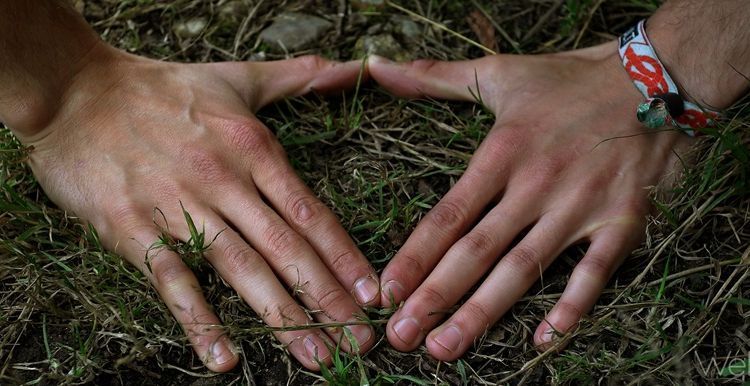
top-left (379, 154), bottom-right (505, 307)
top-left (422, 211), bottom-right (581, 361)
top-left (163, 204), bottom-right (338, 370)
top-left (214, 190), bottom-right (374, 353)
top-left (208, 115), bottom-right (379, 306)
top-left (250, 155), bottom-right (381, 307)
top-left (384, 190), bottom-right (538, 351)
top-left (366, 55), bottom-right (495, 103)
top-left (111, 215), bottom-right (238, 372)
top-left (533, 224), bottom-right (642, 350)
top-left (219, 56), bottom-right (367, 111)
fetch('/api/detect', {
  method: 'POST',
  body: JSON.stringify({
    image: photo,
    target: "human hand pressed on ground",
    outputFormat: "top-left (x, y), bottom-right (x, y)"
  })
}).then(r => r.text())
top-left (367, 40), bottom-right (697, 360)
top-left (10, 42), bottom-right (380, 371)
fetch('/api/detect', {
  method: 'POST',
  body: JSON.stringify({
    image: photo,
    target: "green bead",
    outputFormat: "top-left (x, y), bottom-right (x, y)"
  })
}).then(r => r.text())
top-left (637, 101), bottom-right (669, 129)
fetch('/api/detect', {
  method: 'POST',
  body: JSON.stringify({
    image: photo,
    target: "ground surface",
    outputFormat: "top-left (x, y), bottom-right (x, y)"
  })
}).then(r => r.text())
top-left (2, 0), bottom-right (750, 385)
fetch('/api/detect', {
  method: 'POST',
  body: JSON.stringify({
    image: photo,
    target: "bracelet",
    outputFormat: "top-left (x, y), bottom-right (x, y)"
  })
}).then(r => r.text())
top-left (619, 20), bottom-right (720, 136)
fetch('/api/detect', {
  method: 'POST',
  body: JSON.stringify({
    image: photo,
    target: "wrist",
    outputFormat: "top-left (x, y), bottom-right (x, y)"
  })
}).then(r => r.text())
top-left (0, 1), bottom-right (116, 141)
top-left (572, 41), bottom-right (693, 148)
top-left (5, 40), bottom-right (121, 142)
top-left (646, 6), bottom-right (750, 110)
top-left (595, 41), bottom-right (696, 156)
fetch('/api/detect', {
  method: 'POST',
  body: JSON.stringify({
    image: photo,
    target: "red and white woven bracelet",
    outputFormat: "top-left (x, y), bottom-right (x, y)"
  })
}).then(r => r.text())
top-left (619, 20), bottom-right (720, 136)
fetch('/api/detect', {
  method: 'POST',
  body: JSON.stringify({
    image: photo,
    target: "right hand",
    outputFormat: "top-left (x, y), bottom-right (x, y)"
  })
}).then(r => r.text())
top-left (367, 42), bottom-right (693, 360)
top-left (15, 43), bottom-right (379, 371)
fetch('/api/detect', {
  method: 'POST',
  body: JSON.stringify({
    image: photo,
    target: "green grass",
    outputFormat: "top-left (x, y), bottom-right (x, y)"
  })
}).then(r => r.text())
top-left (147, 202), bottom-right (222, 271)
top-left (2, 0), bottom-right (750, 385)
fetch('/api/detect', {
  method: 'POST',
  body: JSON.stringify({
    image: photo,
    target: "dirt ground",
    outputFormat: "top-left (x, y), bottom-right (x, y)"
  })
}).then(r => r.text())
top-left (2, 0), bottom-right (750, 385)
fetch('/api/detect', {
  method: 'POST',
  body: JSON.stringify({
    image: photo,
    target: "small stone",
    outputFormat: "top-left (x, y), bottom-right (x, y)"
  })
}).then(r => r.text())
top-left (391, 16), bottom-right (421, 42)
top-left (259, 12), bottom-right (333, 53)
top-left (353, 34), bottom-right (411, 61)
top-left (173, 17), bottom-right (207, 39)
top-left (351, 0), bottom-right (386, 11)
top-left (219, 0), bottom-right (246, 18)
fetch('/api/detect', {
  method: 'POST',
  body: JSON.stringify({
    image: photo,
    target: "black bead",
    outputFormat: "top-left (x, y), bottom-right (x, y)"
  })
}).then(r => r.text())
top-left (652, 92), bottom-right (685, 118)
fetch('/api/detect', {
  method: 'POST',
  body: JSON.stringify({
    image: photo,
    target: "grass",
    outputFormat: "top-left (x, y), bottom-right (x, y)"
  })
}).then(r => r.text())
top-left (2, 0), bottom-right (749, 384)
top-left (147, 202), bottom-right (222, 272)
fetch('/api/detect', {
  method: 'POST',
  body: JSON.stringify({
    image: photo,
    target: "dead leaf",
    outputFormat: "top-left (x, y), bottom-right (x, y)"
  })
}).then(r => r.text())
top-left (467, 10), bottom-right (499, 55)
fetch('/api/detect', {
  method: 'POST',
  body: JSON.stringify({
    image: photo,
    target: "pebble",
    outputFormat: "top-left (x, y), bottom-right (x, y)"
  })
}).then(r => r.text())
top-left (353, 34), bottom-right (411, 61)
top-left (391, 16), bottom-right (421, 42)
top-left (259, 12), bottom-right (333, 53)
top-left (219, 0), bottom-right (246, 18)
top-left (173, 17), bottom-right (208, 39)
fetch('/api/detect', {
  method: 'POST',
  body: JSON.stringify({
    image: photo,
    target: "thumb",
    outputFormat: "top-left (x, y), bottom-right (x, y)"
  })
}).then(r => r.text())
top-left (224, 56), bottom-right (368, 111)
top-left (367, 55), bottom-right (495, 105)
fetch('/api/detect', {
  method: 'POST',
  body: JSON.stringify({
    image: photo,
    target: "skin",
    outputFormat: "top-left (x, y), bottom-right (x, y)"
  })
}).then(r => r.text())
top-left (1, 1), bottom-right (380, 372)
top-left (370, 0), bottom-right (750, 361)
top-left (2, 0), bottom-right (748, 374)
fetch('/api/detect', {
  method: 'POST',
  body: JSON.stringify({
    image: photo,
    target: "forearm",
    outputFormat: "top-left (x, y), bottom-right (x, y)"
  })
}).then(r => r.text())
top-left (0, 0), bottom-right (105, 137)
top-left (648, 0), bottom-right (750, 109)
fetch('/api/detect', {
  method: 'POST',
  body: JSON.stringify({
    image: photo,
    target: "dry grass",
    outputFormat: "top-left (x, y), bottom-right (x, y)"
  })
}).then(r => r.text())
top-left (2, 0), bottom-right (749, 384)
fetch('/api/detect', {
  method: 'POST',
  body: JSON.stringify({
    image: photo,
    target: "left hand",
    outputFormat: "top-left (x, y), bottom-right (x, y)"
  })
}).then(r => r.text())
top-left (17, 46), bottom-right (379, 371)
top-left (367, 41), bottom-right (694, 360)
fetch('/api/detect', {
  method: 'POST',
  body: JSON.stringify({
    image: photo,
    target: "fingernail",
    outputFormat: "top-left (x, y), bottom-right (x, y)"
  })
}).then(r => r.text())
top-left (211, 336), bottom-right (236, 365)
top-left (536, 326), bottom-right (560, 350)
top-left (433, 325), bottom-right (463, 353)
top-left (304, 334), bottom-right (326, 361)
top-left (393, 317), bottom-right (421, 344)
top-left (540, 328), bottom-right (554, 344)
top-left (382, 280), bottom-right (405, 305)
top-left (353, 276), bottom-right (379, 305)
top-left (349, 323), bottom-right (373, 348)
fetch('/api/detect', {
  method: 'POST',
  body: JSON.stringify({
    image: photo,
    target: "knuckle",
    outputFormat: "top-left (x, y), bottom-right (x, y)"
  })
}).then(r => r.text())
top-left (395, 252), bottom-right (427, 280)
top-left (504, 244), bottom-right (541, 274)
top-left (535, 157), bottom-right (566, 180)
top-left (108, 202), bottom-right (138, 224)
top-left (221, 241), bottom-right (257, 275)
top-left (427, 200), bottom-right (468, 232)
top-left (270, 301), bottom-right (305, 326)
top-left (181, 146), bottom-right (231, 185)
top-left (522, 159), bottom-right (565, 194)
top-left (285, 190), bottom-right (321, 226)
top-left (223, 119), bottom-right (274, 156)
top-left (456, 229), bottom-right (495, 257)
top-left (151, 259), bottom-right (191, 288)
top-left (146, 179), bottom-right (180, 203)
top-left (483, 128), bottom-right (526, 159)
top-left (577, 252), bottom-right (614, 279)
top-left (315, 287), bottom-right (351, 312)
top-left (107, 203), bottom-right (147, 236)
top-left (419, 285), bottom-right (450, 309)
top-left (263, 224), bottom-right (300, 258)
top-left (328, 249), bottom-right (358, 277)
top-left (461, 301), bottom-right (492, 330)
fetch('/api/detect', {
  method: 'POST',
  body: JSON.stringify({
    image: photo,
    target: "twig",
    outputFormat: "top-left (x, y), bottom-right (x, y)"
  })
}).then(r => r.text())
top-left (573, 0), bottom-right (604, 49)
top-left (386, 1), bottom-right (497, 55)
top-left (522, 0), bottom-right (564, 44)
